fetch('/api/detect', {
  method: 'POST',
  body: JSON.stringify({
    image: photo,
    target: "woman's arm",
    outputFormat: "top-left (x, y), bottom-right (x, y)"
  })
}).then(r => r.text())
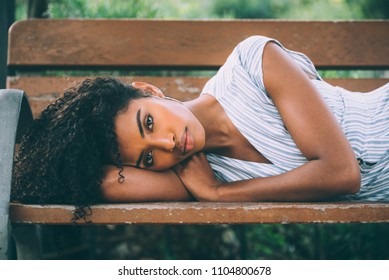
top-left (101, 165), bottom-right (193, 202)
top-left (174, 42), bottom-right (361, 202)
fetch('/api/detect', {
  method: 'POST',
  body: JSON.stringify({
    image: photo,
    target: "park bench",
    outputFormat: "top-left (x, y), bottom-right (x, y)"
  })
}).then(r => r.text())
top-left (1, 19), bottom-right (389, 259)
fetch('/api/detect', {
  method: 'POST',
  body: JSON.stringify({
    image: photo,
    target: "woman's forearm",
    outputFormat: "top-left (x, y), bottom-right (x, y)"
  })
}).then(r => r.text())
top-left (215, 159), bottom-right (361, 202)
top-left (101, 165), bottom-right (193, 202)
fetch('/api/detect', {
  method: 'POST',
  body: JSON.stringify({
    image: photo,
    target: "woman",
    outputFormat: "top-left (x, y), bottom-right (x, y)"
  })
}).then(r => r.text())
top-left (12, 36), bottom-right (389, 206)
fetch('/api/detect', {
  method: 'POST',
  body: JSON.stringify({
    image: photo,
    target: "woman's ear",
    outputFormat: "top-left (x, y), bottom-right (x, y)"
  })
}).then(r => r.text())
top-left (131, 81), bottom-right (165, 98)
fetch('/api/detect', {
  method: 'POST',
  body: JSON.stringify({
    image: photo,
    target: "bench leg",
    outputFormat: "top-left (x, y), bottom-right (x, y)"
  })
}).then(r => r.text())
top-left (12, 225), bottom-right (42, 259)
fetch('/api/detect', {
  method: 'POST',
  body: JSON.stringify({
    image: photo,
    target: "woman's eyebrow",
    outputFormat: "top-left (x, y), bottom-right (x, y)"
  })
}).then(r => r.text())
top-left (136, 109), bottom-right (144, 138)
top-left (136, 108), bottom-right (145, 168)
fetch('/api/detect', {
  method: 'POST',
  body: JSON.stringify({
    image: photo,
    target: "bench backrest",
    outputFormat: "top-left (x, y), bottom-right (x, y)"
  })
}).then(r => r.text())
top-left (7, 19), bottom-right (389, 118)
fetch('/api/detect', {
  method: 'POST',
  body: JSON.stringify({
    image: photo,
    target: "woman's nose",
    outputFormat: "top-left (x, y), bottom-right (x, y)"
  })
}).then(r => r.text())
top-left (151, 135), bottom-right (176, 152)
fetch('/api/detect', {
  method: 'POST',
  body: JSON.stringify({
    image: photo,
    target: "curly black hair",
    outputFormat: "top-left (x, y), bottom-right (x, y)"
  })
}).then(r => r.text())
top-left (12, 77), bottom-right (148, 207)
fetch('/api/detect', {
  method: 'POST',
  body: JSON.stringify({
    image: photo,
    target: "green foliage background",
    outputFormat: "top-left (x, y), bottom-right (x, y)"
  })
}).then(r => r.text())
top-left (14, 0), bottom-right (389, 260)
top-left (16, 0), bottom-right (389, 20)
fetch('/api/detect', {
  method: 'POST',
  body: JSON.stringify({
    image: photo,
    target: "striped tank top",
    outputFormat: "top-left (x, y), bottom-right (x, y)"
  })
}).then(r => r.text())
top-left (202, 36), bottom-right (389, 201)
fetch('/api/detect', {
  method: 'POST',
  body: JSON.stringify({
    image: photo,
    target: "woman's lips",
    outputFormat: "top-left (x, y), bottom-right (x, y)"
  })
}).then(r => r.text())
top-left (180, 127), bottom-right (194, 154)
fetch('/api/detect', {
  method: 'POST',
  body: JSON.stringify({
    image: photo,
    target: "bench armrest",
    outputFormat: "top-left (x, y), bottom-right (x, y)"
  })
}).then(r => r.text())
top-left (0, 89), bottom-right (32, 259)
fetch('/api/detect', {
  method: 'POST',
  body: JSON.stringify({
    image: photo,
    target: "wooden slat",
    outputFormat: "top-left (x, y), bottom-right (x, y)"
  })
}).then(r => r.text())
top-left (6, 76), bottom-right (208, 100)
top-left (7, 76), bottom-right (209, 118)
top-left (8, 76), bottom-right (389, 97)
top-left (325, 78), bottom-right (389, 92)
top-left (7, 76), bottom-right (389, 118)
top-left (8, 20), bottom-right (389, 69)
top-left (9, 202), bottom-right (389, 224)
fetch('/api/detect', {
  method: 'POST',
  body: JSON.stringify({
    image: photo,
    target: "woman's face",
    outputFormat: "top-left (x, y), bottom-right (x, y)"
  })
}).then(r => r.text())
top-left (114, 95), bottom-right (206, 171)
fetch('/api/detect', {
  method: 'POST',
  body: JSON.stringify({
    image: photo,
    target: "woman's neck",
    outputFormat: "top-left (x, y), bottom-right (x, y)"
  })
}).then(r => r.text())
top-left (185, 94), bottom-right (233, 153)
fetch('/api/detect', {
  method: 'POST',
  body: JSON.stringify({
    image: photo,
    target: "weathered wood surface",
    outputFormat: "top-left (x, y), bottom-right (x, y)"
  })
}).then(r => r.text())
top-left (9, 202), bottom-right (389, 225)
top-left (8, 20), bottom-right (389, 69)
top-left (7, 76), bottom-right (389, 118)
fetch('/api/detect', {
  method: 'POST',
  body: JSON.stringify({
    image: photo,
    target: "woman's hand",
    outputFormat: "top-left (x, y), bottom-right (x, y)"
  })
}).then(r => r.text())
top-left (173, 153), bottom-right (221, 201)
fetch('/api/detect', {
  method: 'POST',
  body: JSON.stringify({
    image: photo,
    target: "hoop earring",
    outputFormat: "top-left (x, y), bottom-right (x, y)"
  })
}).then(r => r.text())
top-left (163, 96), bottom-right (183, 104)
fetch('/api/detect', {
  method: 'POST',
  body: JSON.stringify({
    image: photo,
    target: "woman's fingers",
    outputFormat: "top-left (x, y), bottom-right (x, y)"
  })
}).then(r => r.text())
top-left (172, 153), bottom-right (220, 201)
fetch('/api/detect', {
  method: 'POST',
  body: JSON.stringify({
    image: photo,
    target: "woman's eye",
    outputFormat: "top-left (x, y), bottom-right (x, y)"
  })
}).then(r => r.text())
top-left (144, 151), bottom-right (153, 167)
top-left (145, 115), bottom-right (153, 131)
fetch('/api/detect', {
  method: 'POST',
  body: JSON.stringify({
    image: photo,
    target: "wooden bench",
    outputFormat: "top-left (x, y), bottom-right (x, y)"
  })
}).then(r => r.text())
top-left (2, 19), bottom-right (389, 259)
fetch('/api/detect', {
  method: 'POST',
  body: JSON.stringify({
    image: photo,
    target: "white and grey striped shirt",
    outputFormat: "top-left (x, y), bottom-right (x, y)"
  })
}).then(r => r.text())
top-left (202, 36), bottom-right (389, 201)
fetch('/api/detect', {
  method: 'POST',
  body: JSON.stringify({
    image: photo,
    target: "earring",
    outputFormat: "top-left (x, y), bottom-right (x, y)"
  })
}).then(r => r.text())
top-left (163, 96), bottom-right (183, 104)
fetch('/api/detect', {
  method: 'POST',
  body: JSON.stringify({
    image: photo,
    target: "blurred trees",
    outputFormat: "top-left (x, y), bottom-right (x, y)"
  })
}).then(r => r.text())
top-left (47, 0), bottom-right (157, 18)
top-left (350, 0), bottom-right (389, 19)
top-left (213, 0), bottom-right (388, 20)
top-left (17, 0), bottom-right (389, 20)
top-left (27, 0), bottom-right (48, 18)
top-left (85, 223), bottom-right (389, 260)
